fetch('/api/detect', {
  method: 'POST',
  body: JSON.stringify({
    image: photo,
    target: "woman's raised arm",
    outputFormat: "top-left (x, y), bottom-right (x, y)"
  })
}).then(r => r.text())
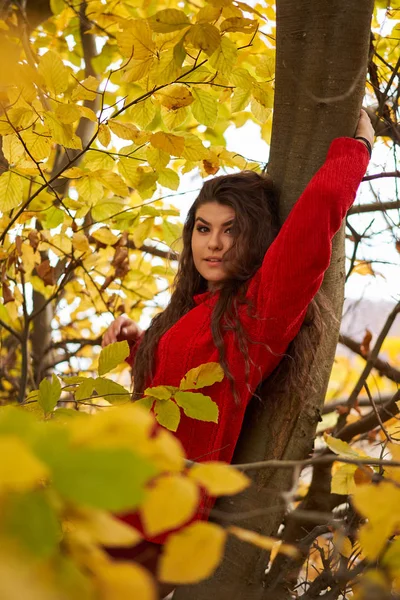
top-left (251, 117), bottom-right (372, 344)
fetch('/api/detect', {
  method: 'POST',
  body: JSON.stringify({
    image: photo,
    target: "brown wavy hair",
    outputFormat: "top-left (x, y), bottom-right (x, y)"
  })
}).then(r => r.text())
top-left (133, 170), bottom-right (327, 403)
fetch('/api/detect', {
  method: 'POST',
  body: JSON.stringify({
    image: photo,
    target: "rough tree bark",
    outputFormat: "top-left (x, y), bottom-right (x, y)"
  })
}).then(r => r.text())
top-left (174, 1), bottom-right (374, 599)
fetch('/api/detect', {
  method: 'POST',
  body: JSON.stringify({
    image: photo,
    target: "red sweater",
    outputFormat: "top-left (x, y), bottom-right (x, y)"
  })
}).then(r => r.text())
top-left (122, 137), bottom-right (369, 540)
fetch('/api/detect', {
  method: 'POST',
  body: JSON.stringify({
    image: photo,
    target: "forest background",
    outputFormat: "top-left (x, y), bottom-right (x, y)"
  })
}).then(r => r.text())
top-left (0, 0), bottom-right (399, 599)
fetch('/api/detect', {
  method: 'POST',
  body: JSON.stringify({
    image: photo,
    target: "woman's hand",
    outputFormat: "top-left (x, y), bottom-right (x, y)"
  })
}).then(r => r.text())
top-left (355, 108), bottom-right (374, 150)
top-left (102, 315), bottom-right (142, 348)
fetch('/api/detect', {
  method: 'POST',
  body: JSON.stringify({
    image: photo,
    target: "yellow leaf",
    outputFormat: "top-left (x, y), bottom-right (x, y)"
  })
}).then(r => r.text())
top-left (62, 167), bottom-right (85, 179)
top-left (150, 132), bottom-right (185, 156)
top-left (191, 88), bottom-right (218, 127)
top-left (352, 260), bottom-right (376, 277)
top-left (331, 462), bottom-right (357, 495)
top-left (71, 75), bottom-right (99, 102)
top-left (158, 168), bottom-right (180, 191)
top-left (174, 391), bottom-right (218, 423)
top-left (72, 232), bottom-right (91, 254)
top-left (146, 146), bottom-right (170, 169)
top-left (97, 171), bottom-right (129, 197)
top-left (149, 9), bottom-right (190, 33)
top-left (324, 433), bottom-right (366, 458)
top-left (0, 436), bottom-right (48, 492)
top-left (71, 508), bottom-right (141, 548)
top-left (91, 227), bottom-right (119, 246)
top-left (353, 481), bottom-right (400, 560)
top-left (255, 52), bottom-right (276, 80)
top-left (132, 217), bottom-right (155, 247)
top-left (128, 98), bottom-right (157, 129)
top-left (181, 133), bottom-right (209, 161)
top-left (220, 17), bottom-right (258, 33)
top-left (261, 112), bottom-right (273, 145)
top-left (155, 84), bottom-right (194, 110)
top-left (77, 105), bottom-right (98, 122)
top-left (75, 175), bottom-right (104, 206)
top-left (180, 362), bottom-right (224, 390)
top-left (209, 37), bottom-right (237, 77)
top-left (123, 57), bottom-right (155, 83)
top-left (161, 220), bottom-right (182, 248)
top-left (154, 399), bottom-right (181, 432)
top-left (162, 105), bottom-right (189, 130)
top-left (141, 474), bottom-right (199, 536)
top-left (159, 522), bottom-right (226, 584)
top-left (98, 123), bottom-right (111, 147)
top-left (187, 23), bottom-right (221, 56)
top-left (0, 171), bottom-right (23, 212)
top-left (45, 113), bottom-right (82, 150)
top-left (94, 561), bottom-right (156, 600)
top-left (38, 50), bottom-right (69, 95)
top-left (231, 87), bottom-right (251, 112)
top-left (144, 385), bottom-right (174, 400)
top-left (2, 135), bottom-right (24, 165)
top-left (117, 20), bottom-right (155, 60)
top-left (108, 121), bottom-right (142, 141)
top-left (54, 103), bottom-right (81, 124)
top-left (153, 48), bottom-right (183, 85)
top-left (20, 130), bottom-right (51, 162)
top-left (98, 341), bottom-right (130, 376)
top-left (251, 98), bottom-right (271, 122)
top-left (147, 428), bottom-right (185, 473)
top-left (228, 526), bottom-right (299, 558)
top-left (196, 6), bottom-right (222, 22)
top-left (252, 82), bottom-right (274, 109)
top-left (189, 462), bottom-right (250, 496)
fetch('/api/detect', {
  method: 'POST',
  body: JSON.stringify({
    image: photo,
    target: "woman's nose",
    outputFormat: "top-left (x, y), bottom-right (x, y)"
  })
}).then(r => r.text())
top-left (208, 232), bottom-right (222, 250)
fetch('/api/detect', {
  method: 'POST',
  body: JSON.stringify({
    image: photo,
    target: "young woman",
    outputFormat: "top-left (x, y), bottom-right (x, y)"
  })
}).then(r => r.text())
top-left (102, 110), bottom-right (374, 594)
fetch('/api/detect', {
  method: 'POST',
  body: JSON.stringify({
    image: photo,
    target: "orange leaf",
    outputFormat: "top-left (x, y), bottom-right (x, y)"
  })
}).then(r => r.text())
top-left (360, 329), bottom-right (372, 357)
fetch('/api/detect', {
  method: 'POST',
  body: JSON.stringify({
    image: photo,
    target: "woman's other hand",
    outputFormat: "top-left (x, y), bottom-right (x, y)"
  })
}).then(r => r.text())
top-left (102, 315), bottom-right (142, 348)
top-left (355, 108), bottom-right (375, 150)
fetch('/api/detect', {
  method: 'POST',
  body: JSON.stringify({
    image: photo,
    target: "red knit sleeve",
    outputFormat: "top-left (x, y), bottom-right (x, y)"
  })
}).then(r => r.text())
top-left (250, 137), bottom-right (369, 343)
top-left (125, 331), bottom-right (145, 367)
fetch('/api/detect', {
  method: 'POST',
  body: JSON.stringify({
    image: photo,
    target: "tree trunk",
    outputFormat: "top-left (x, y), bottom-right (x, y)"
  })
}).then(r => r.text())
top-left (173, 1), bottom-right (373, 599)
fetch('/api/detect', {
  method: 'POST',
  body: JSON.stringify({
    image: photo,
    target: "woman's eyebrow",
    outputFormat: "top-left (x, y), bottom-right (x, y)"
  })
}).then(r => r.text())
top-left (195, 217), bottom-right (235, 226)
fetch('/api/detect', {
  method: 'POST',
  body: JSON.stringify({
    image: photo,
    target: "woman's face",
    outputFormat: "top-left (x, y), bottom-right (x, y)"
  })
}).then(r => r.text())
top-left (191, 201), bottom-right (236, 289)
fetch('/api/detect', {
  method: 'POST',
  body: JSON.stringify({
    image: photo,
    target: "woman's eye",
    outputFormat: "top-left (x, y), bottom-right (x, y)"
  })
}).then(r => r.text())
top-left (196, 226), bottom-right (209, 233)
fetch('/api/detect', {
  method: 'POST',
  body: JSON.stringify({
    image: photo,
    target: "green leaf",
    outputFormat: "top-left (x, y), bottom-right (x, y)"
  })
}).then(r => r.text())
top-left (41, 205), bottom-right (65, 229)
top-left (51, 447), bottom-right (157, 511)
top-left (191, 88), bottom-right (218, 127)
top-left (149, 9), bottom-right (190, 33)
top-left (144, 385), bottom-right (175, 401)
top-left (154, 400), bottom-right (181, 432)
top-left (161, 220), bottom-right (182, 248)
top-left (50, 0), bottom-right (66, 15)
top-left (38, 50), bottom-right (69, 95)
top-left (324, 434), bottom-right (365, 458)
top-left (38, 375), bottom-right (61, 414)
top-left (0, 406), bottom-right (38, 438)
top-left (174, 391), bottom-right (219, 423)
top-left (98, 341), bottom-right (130, 376)
top-left (4, 490), bottom-right (62, 559)
top-left (158, 168), bottom-right (180, 191)
top-left (209, 37), bottom-right (237, 78)
top-left (180, 362), bottom-right (224, 390)
top-left (135, 396), bottom-right (156, 412)
top-left (0, 171), bottom-right (23, 212)
top-left (74, 377), bottom-right (96, 401)
top-left (94, 377), bottom-right (130, 404)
